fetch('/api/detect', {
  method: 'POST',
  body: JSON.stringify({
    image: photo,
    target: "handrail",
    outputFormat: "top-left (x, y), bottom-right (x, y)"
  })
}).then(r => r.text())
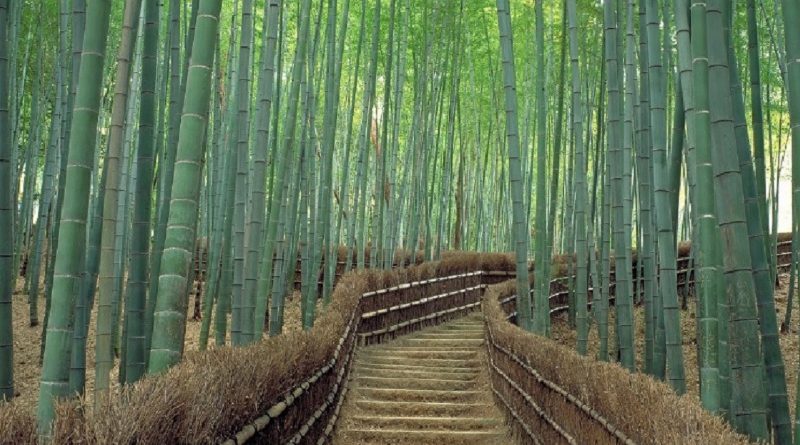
top-left (486, 325), bottom-right (634, 445)
top-left (221, 236), bottom-right (793, 443)
top-left (220, 258), bottom-right (516, 444)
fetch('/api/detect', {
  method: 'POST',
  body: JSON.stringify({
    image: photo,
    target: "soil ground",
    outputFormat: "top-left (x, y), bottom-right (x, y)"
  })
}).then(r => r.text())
top-left (551, 273), bottom-right (800, 420)
top-left (8, 276), bottom-right (316, 414)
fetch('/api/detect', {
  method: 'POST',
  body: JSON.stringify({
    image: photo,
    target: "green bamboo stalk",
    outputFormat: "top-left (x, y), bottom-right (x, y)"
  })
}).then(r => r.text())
top-left (324, 0), bottom-right (354, 303)
top-left (94, 0), bottom-right (141, 403)
top-left (148, 0), bottom-right (199, 350)
top-left (371, 0), bottom-right (396, 267)
top-left (0, 0), bottom-right (13, 402)
top-left (637, 0), bottom-right (663, 378)
top-left (341, 0), bottom-right (367, 274)
top-left (256, 0), bottom-right (289, 337)
top-left (547, 4), bottom-right (567, 330)
top-left (272, 134), bottom-right (303, 336)
top-left (633, 4), bottom-right (657, 376)
top-left (148, 0), bottom-right (222, 374)
top-left (531, 0), bottom-right (549, 335)
top-left (231, 0), bottom-right (253, 345)
top-left (216, 124), bottom-right (237, 346)
top-left (300, 1), bottom-right (324, 329)
top-left (781, 0), bottom-right (800, 438)
top-left (124, 0), bottom-right (159, 384)
top-left (566, 0), bottom-right (588, 355)
top-left (591, 57), bottom-right (610, 362)
top-left (213, 0), bottom-right (240, 346)
top-left (645, 0), bottom-right (685, 394)
top-left (725, 4), bottom-right (791, 440)
top-left (383, 0), bottom-right (409, 268)
top-left (267, 0), bottom-right (312, 337)
top-left (27, 55), bottom-right (62, 329)
top-left (436, 29), bottom-right (458, 261)
top-left (706, 0), bottom-right (769, 438)
top-left (778, 0), bottom-right (800, 440)
top-left (116, 97), bottom-right (139, 381)
top-left (747, 0), bottom-right (770, 264)
top-left (198, 46), bottom-right (224, 350)
top-left (495, 0), bottom-right (532, 332)
top-left (603, 0), bottom-right (634, 369)
top-left (688, 0), bottom-right (722, 414)
top-left (351, 0), bottom-right (380, 271)
top-left (36, 0), bottom-right (112, 434)
top-left (145, 0), bottom-right (182, 365)
top-left (16, 25), bottom-right (43, 294)
top-left (244, 0), bottom-right (279, 341)
top-left (41, 0), bottom-right (85, 366)
top-left (668, 89), bottom-right (684, 247)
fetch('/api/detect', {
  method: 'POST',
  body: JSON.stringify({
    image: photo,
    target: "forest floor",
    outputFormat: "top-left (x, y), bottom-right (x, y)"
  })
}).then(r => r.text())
top-left (11, 274), bottom-right (799, 422)
top-left (551, 273), bottom-right (800, 420)
top-left (8, 276), bottom-right (318, 415)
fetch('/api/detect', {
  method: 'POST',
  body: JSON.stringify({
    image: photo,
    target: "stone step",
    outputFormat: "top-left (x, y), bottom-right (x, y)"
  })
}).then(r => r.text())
top-left (374, 345), bottom-right (479, 352)
top-left (356, 365), bottom-right (480, 381)
top-left (355, 357), bottom-right (480, 373)
top-left (359, 348), bottom-right (478, 360)
top-left (433, 324), bottom-right (483, 332)
top-left (408, 331), bottom-right (484, 340)
top-left (354, 375), bottom-right (476, 391)
top-left (356, 355), bottom-right (480, 368)
top-left (348, 415), bottom-right (503, 431)
top-left (442, 321), bottom-right (482, 326)
top-left (352, 400), bottom-right (493, 417)
top-left (399, 338), bottom-right (484, 347)
top-left (335, 429), bottom-right (507, 445)
top-left (354, 387), bottom-right (485, 403)
top-left (331, 315), bottom-right (510, 445)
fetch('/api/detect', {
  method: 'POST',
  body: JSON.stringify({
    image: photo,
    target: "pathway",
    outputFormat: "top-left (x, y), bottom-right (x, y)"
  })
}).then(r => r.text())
top-left (332, 313), bottom-right (510, 444)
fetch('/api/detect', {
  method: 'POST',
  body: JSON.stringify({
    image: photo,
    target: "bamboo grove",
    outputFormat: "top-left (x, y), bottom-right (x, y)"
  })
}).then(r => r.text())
top-left (0, 0), bottom-right (799, 443)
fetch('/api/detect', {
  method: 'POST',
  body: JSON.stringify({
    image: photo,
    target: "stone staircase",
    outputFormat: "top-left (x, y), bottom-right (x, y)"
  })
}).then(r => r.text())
top-left (332, 313), bottom-right (510, 444)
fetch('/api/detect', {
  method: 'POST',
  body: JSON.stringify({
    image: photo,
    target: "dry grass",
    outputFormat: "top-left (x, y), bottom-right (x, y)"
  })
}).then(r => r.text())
top-left (5, 278), bottom-right (313, 416)
top-left (0, 403), bottom-right (35, 445)
top-left (484, 279), bottom-right (750, 445)
top-left (550, 273), bottom-right (800, 423)
top-left (0, 276), bottom-right (317, 444)
top-left (2, 245), bottom-right (780, 444)
top-left (0, 251), bottom-right (507, 444)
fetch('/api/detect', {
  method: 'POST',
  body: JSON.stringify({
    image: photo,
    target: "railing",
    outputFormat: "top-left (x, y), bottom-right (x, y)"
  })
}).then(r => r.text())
top-left (502, 238), bottom-right (794, 321)
top-left (220, 253), bottom-right (516, 444)
top-left (15, 239), bottom-right (785, 444)
top-left (227, 238), bottom-right (792, 444)
top-left (485, 277), bottom-right (747, 444)
top-left (486, 326), bottom-right (635, 445)
top-left (358, 270), bottom-right (513, 344)
top-left (222, 309), bottom-right (359, 445)
top-left (481, 241), bottom-right (798, 444)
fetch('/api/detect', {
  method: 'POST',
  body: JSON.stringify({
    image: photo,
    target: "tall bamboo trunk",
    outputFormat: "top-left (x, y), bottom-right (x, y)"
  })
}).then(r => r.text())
top-left (124, 0), bottom-right (159, 385)
top-left (0, 0), bottom-right (13, 403)
top-left (644, 0), bottom-right (686, 394)
top-left (495, 0), bottom-right (532, 331)
top-left (148, 0), bottom-right (222, 374)
top-left (94, 0), bottom-right (141, 403)
top-left (36, 0), bottom-right (112, 435)
top-left (706, 0), bottom-right (769, 439)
